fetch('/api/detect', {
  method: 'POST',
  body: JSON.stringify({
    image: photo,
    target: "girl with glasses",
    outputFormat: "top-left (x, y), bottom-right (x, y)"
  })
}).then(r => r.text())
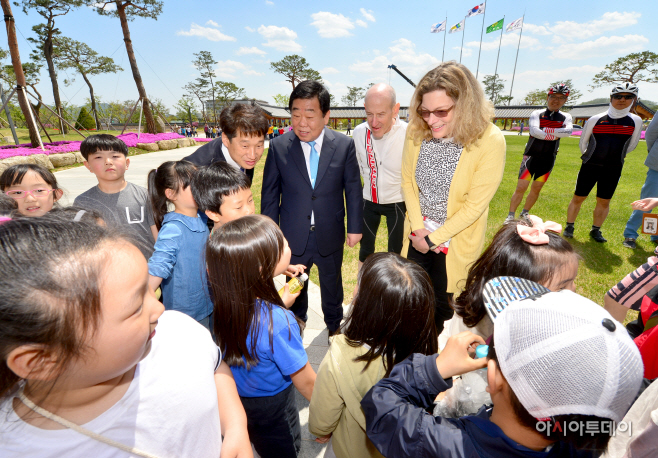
top-left (400, 61), bottom-right (506, 336)
top-left (0, 164), bottom-right (63, 217)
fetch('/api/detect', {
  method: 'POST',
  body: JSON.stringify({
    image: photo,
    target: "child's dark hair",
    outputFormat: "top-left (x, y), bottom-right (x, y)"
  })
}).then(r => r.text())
top-left (453, 218), bottom-right (576, 327)
top-left (147, 160), bottom-right (197, 230)
top-left (0, 216), bottom-right (131, 399)
top-left (487, 339), bottom-right (612, 452)
top-left (343, 253), bottom-right (438, 377)
top-left (48, 205), bottom-right (104, 224)
top-left (191, 161), bottom-right (251, 214)
top-left (0, 163), bottom-right (59, 191)
top-left (79, 134), bottom-right (129, 160)
top-left (0, 193), bottom-right (17, 215)
top-left (207, 214), bottom-right (296, 368)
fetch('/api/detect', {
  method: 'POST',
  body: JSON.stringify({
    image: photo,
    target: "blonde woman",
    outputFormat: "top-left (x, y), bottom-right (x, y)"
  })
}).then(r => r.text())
top-left (401, 61), bottom-right (506, 334)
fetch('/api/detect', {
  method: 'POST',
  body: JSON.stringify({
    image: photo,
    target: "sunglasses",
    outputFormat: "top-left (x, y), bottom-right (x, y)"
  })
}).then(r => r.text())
top-left (548, 95), bottom-right (567, 101)
top-left (5, 188), bottom-right (57, 199)
top-left (612, 94), bottom-right (636, 100)
top-left (417, 105), bottom-right (455, 120)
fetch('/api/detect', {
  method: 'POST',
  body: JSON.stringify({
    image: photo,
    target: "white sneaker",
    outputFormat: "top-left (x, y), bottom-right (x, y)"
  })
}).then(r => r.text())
top-left (504, 214), bottom-right (515, 224)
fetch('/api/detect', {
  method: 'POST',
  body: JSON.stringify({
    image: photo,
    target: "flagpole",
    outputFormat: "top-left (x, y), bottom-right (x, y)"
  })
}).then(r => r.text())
top-left (442, 14), bottom-right (447, 61)
top-left (459, 16), bottom-right (466, 63)
top-left (492, 16), bottom-right (504, 104)
top-left (476, 2), bottom-right (487, 79)
top-left (508, 13), bottom-right (525, 105)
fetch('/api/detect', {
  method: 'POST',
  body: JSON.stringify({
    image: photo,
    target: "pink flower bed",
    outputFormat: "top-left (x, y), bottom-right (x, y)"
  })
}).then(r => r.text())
top-left (194, 137), bottom-right (211, 142)
top-left (571, 130), bottom-right (646, 139)
top-left (0, 132), bottom-right (185, 160)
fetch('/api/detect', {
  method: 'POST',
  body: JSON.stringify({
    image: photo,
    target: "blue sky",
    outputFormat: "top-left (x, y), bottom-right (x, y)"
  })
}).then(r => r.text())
top-left (7, 1), bottom-right (658, 113)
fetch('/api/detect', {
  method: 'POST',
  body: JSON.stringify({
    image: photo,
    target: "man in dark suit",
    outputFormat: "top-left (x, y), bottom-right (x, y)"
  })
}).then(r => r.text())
top-left (183, 102), bottom-right (269, 182)
top-left (261, 81), bottom-right (363, 337)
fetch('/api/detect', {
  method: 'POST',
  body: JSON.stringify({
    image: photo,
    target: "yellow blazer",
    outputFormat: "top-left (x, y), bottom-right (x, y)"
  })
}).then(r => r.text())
top-left (401, 122), bottom-right (506, 294)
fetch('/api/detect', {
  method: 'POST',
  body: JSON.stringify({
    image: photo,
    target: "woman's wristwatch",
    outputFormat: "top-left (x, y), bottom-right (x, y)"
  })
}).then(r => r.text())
top-left (424, 235), bottom-right (438, 251)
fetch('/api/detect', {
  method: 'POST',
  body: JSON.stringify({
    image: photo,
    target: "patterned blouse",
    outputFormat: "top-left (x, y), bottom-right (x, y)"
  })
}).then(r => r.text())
top-left (415, 138), bottom-right (464, 226)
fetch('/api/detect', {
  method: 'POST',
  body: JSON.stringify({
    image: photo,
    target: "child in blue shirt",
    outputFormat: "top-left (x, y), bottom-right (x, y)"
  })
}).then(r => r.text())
top-left (147, 160), bottom-right (213, 329)
top-left (207, 214), bottom-right (316, 458)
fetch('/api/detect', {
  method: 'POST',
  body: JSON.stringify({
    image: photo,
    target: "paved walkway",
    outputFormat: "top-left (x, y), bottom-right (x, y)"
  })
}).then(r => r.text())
top-left (55, 144), bottom-right (332, 457)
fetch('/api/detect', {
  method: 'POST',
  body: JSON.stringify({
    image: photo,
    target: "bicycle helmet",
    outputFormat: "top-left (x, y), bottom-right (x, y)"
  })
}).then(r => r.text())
top-left (548, 84), bottom-right (570, 97)
top-left (610, 82), bottom-right (638, 96)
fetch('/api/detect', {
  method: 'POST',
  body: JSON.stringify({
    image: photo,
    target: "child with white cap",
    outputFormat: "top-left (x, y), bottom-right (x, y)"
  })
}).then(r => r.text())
top-left (362, 277), bottom-right (644, 457)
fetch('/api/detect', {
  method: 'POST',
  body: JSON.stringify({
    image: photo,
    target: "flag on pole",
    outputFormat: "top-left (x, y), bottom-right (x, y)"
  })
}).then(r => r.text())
top-left (506, 16), bottom-right (523, 32)
top-left (467, 3), bottom-right (485, 17)
top-left (486, 18), bottom-right (504, 34)
top-left (431, 20), bottom-right (446, 33)
top-left (449, 20), bottom-right (465, 34)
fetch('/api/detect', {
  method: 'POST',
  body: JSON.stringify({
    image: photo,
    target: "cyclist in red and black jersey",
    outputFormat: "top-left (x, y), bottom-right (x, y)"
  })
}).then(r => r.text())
top-left (564, 83), bottom-right (643, 242)
top-left (506, 84), bottom-right (573, 222)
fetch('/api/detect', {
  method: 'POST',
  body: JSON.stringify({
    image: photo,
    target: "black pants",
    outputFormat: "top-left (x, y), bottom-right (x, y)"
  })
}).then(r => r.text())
top-left (291, 230), bottom-right (344, 333)
top-left (406, 246), bottom-right (453, 334)
top-left (359, 200), bottom-right (406, 262)
top-left (240, 384), bottom-right (301, 458)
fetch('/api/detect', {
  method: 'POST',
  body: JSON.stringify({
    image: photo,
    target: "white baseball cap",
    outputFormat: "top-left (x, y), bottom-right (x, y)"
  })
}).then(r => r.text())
top-left (483, 277), bottom-right (644, 422)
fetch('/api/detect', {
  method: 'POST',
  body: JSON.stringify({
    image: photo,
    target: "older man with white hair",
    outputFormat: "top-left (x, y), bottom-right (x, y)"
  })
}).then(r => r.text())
top-left (353, 83), bottom-right (408, 273)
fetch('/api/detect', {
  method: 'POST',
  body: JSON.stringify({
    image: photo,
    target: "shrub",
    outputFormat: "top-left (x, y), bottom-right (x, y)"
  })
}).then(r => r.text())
top-left (75, 107), bottom-right (96, 130)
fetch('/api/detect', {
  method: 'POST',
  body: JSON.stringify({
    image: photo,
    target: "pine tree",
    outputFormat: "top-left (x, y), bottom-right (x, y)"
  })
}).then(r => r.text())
top-left (75, 106), bottom-right (95, 130)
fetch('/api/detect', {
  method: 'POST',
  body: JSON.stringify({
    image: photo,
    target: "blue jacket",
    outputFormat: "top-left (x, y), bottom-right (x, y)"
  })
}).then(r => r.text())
top-left (261, 128), bottom-right (363, 256)
top-left (644, 115), bottom-right (658, 172)
top-left (148, 212), bottom-right (213, 321)
top-left (361, 354), bottom-right (596, 458)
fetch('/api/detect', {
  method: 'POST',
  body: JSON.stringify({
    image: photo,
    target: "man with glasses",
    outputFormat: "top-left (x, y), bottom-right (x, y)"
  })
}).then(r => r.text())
top-left (563, 83), bottom-right (643, 242)
top-left (506, 84), bottom-right (573, 222)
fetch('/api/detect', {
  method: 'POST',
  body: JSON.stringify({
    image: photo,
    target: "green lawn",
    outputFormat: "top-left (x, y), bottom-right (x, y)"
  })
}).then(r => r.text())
top-left (253, 135), bottom-right (650, 312)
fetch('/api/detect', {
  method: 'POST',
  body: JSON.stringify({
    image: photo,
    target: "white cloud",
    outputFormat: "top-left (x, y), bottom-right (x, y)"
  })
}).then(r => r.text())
top-left (258, 25), bottom-right (302, 52)
top-left (310, 12), bottom-right (355, 38)
top-left (215, 60), bottom-right (265, 79)
top-left (466, 33), bottom-right (541, 51)
top-left (350, 38), bottom-right (440, 83)
top-left (320, 67), bottom-right (339, 75)
top-left (236, 46), bottom-right (267, 56)
top-left (360, 8), bottom-right (375, 22)
top-left (90, 2), bottom-right (116, 11)
top-left (525, 11), bottom-right (640, 42)
top-left (265, 0), bottom-right (274, 4)
top-left (206, 20), bottom-right (219, 27)
top-left (356, 19), bottom-right (368, 28)
top-left (453, 46), bottom-right (473, 58)
top-left (551, 34), bottom-right (648, 60)
top-left (177, 23), bottom-right (236, 42)
top-left (245, 26), bottom-right (255, 32)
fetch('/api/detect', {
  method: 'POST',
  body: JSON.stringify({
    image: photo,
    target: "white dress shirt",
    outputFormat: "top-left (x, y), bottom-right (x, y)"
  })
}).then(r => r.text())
top-left (222, 144), bottom-right (241, 170)
top-left (299, 128), bottom-right (325, 224)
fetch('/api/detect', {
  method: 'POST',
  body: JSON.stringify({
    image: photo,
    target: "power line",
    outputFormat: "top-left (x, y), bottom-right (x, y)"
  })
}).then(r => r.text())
top-left (134, 48), bottom-right (177, 100)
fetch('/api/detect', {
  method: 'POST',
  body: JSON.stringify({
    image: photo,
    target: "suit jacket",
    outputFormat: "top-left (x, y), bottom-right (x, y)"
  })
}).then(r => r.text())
top-left (261, 128), bottom-right (363, 256)
top-left (183, 138), bottom-right (255, 181)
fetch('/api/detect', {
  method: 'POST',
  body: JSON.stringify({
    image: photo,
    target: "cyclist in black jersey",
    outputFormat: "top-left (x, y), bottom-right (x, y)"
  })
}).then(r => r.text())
top-left (564, 83), bottom-right (643, 242)
top-left (506, 84), bottom-right (573, 222)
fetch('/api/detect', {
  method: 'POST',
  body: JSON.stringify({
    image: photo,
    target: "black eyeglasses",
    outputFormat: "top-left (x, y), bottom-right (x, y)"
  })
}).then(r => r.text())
top-left (417, 105), bottom-right (455, 120)
top-left (612, 94), bottom-right (636, 100)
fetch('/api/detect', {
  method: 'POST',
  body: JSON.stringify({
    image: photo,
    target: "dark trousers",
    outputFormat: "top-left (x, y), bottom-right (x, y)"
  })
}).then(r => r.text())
top-left (359, 199), bottom-right (406, 262)
top-left (406, 247), bottom-right (453, 334)
top-left (240, 384), bottom-right (301, 458)
top-left (291, 230), bottom-right (344, 333)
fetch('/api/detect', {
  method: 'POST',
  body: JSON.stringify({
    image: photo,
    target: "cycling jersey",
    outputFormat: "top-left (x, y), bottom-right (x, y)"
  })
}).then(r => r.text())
top-left (523, 108), bottom-right (573, 157)
top-left (580, 111), bottom-right (642, 166)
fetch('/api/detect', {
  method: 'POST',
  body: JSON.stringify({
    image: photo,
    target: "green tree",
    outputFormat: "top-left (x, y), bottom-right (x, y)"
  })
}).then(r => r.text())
top-left (214, 81), bottom-right (245, 110)
top-left (523, 89), bottom-right (547, 105)
top-left (523, 79), bottom-right (582, 106)
top-left (329, 93), bottom-right (336, 106)
top-left (591, 51), bottom-right (658, 89)
top-left (21, 0), bottom-right (84, 134)
top-left (1, 60), bottom-right (44, 122)
top-left (75, 106), bottom-right (95, 130)
top-left (192, 51), bottom-right (219, 122)
top-left (52, 36), bottom-right (122, 130)
top-left (91, 0), bottom-right (164, 134)
top-left (183, 80), bottom-right (209, 122)
top-left (174, 96), bottom-right (198, 125)
top-left (341, 86), bottom-right (365, 106)
top-left (482, 74), bottom-right (506, 105)
top-left (272, 93), bottom-right (290, 107)
top-left (270, 54), bottom-right (322, 89)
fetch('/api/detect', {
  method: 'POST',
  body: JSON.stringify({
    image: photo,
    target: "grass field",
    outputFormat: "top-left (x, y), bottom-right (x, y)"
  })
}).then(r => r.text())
top-left (252, 134), bottom-right (651, 316)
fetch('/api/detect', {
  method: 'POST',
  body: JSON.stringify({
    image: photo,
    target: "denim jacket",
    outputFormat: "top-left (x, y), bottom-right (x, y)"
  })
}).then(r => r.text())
top-left (148, 212), bottom-right (213, 321)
